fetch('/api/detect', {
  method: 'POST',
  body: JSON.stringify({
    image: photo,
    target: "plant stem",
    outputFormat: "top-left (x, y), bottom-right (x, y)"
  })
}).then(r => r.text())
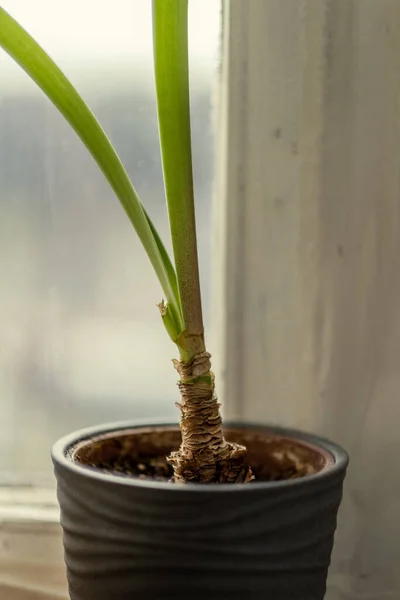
top-left (153, 0), bottom-right (204, 360)
top-left (152, 1), bottom-right (252, 482)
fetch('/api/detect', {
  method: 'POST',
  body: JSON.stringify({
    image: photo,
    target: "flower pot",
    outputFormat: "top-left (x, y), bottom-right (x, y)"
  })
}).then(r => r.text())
top-left (52, 421), bottom-right (348, 600)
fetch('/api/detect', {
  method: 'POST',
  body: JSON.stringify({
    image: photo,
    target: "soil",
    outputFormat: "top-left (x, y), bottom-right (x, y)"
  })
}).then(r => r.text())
top-left (71, 426), bottom-right (332, 484)
top-left (90, 452), bottom-right (303, 483)
top-left (94, 453), bottom-right (174, 482)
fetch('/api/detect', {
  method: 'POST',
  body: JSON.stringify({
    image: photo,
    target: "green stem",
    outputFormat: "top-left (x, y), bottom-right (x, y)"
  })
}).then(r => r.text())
top-left (153, 0), bottom-right (205, 360)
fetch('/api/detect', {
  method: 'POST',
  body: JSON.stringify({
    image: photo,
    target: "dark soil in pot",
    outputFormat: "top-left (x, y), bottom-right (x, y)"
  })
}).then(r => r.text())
top-left (52, 422), bottom-right (348, 600)
top-left (71, 425), bottom-right (334, 483)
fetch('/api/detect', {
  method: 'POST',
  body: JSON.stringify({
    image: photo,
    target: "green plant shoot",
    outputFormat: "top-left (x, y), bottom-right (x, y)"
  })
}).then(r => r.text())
top-left (153, 0), bottom-right (205, 361)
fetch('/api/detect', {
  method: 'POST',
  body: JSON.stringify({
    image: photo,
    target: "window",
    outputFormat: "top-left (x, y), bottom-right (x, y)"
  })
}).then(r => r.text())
top-left (0, 0), bottom-right (220, 487)
top-left (2, 3), bottom-right (397, 599)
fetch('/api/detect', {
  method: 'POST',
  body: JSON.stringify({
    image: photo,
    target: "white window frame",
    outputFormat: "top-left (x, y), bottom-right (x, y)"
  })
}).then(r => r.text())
top-left (214, 0), bottom-right (332, 427)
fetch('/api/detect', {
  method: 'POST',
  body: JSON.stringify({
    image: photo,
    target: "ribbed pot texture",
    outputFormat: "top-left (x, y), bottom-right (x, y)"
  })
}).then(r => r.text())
top-left (52, 422), bottom-right (348, 600)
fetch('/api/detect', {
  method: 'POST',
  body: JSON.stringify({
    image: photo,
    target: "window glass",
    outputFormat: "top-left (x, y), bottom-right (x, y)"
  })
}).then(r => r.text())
top-left (0, 0), bottom-right (220, 485)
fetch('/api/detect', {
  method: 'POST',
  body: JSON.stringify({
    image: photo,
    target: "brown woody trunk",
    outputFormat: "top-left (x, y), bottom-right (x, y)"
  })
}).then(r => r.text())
top-left (169, 351), bottom-right (253, 483)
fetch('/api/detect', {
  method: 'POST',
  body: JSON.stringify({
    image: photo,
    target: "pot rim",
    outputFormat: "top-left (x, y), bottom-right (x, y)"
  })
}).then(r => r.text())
top-left (51, 419), bottom-right (349, 493)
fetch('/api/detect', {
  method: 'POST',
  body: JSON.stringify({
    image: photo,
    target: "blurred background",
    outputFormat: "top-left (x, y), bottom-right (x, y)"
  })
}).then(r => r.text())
top-left (0, 0), bottom-right (220, 485)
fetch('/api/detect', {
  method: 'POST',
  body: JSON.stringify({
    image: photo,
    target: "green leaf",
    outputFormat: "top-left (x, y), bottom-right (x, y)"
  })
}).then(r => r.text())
top-left (153, 0), bottom-right (205, 359)
top-left (0, 6), bottom-right (183, 337)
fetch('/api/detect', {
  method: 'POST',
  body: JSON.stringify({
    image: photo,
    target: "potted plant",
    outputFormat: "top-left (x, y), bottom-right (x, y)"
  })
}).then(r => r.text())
top-left (0, 2), bottom-right (348, 599)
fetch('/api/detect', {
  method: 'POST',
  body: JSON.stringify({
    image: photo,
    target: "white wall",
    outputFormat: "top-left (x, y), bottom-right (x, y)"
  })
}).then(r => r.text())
top-left (216, 2), bottom-right (400, 598)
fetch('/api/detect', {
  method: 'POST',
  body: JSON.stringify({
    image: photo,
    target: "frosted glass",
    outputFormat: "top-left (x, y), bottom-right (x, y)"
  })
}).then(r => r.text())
top-left (0, 0), bottom-right (219, 484)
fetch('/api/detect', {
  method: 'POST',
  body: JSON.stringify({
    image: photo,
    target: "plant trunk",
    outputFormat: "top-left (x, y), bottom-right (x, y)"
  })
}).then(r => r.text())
top-left (169, 351), bottom-right (253, 483)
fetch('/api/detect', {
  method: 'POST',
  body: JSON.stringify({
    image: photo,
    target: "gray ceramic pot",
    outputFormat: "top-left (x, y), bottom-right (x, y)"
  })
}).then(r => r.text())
top-left (52, 421), bottom-right (348, 600)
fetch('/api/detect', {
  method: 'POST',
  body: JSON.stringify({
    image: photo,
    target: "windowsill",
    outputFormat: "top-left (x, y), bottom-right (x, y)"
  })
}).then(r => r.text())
top-left (0, 488), bottom-right (68, 599)
top-left (0, 585), bottom-right (67, 600)
top-left (0, 487), bottom-right (59, 523)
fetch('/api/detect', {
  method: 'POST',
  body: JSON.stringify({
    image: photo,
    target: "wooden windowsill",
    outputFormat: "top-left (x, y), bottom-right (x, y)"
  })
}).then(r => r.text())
top-left (0, 488), bottom-right (68, 599)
